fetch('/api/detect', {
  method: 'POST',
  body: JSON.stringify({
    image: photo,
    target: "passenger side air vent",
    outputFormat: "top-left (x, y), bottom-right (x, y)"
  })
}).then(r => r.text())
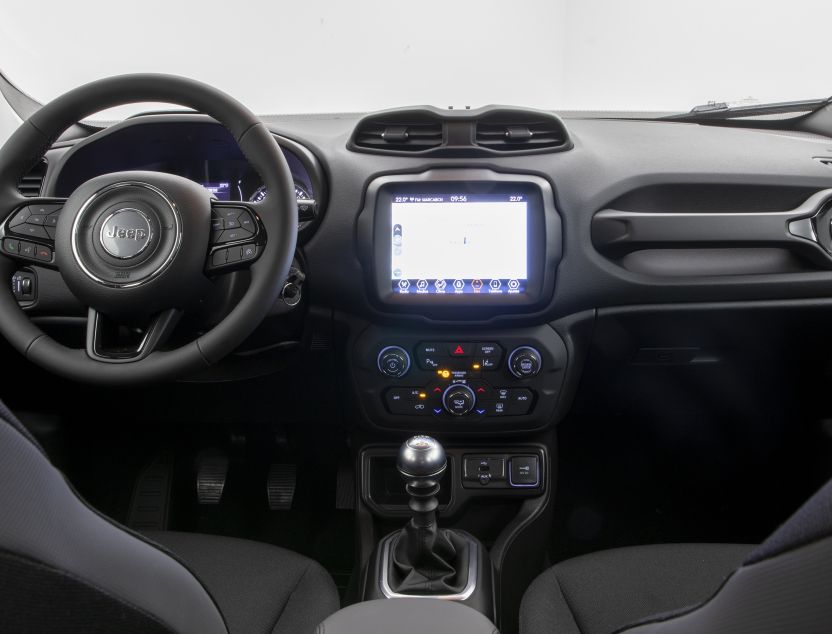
top-left (351, 114), bottom-right (444, 153)
top-left (475, 112), bottom-right (569, 153)
top-left (18, 159), bottom-right (47, 197)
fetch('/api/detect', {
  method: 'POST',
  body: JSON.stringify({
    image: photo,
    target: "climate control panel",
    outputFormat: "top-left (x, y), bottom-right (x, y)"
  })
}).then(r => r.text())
top-left (350, 326), bottom-right (568, 430)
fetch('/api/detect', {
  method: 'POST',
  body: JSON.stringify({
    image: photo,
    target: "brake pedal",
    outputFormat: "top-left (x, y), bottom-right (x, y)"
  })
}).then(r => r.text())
top-left (196, 449), bottom-right (229, 505)
top-left (267, 463), bottom-right (297, 510)
top-left (127, 451), bottom-right (173, 531)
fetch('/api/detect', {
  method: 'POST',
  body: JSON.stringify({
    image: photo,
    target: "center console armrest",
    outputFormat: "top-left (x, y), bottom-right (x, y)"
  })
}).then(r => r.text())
top-left (314, 599), bottom-right (498, 634)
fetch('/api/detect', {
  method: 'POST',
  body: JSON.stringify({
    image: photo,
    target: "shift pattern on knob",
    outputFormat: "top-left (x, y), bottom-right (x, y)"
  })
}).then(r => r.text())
top-left (377, 345), bottom-right (411, 378)
top-left (442, 384), bottom-right (476, 416)
top-left (397, 435), bottom-right (447, 479)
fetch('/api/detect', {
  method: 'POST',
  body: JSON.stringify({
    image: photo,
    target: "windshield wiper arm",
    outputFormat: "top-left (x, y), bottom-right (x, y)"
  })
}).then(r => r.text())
top-left (661, 97), bottom-right (832, 122)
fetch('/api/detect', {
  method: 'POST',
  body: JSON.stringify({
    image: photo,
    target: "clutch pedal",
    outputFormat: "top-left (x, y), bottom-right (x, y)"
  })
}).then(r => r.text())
top-left (196, 449), bottom-right (229, 505)
top-left (266, 463), bottom-right (297, 510)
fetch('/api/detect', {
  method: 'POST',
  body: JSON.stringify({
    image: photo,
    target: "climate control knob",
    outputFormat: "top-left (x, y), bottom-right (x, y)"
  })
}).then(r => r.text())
top-left (442, 384), bottom-right (476, 416)
top-left (377, 346), bottom-right (411, 378)
top-left (508, 346), bottom-right (542, 378)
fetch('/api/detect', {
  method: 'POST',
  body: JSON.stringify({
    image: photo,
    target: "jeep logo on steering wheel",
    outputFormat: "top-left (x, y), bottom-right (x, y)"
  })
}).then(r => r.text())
top-left (99, 208), bottom-right (153, 260)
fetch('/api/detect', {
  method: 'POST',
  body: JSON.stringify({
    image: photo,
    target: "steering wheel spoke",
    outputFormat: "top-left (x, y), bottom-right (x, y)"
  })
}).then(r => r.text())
top-left (1, 197), bottom-right (68, 269)
top-left (86, 307), bottom-right (183, 362)
top-left (205, 201), bottom-right (266, 274)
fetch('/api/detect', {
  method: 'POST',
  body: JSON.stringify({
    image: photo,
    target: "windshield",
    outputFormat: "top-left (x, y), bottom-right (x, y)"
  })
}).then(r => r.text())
top-left (1, 0), bottom-right (830, 118)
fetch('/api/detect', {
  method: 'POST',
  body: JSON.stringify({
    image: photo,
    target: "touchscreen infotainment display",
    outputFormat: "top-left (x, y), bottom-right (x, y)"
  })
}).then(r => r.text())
top-left (390, 193), bottom-right (528, 295)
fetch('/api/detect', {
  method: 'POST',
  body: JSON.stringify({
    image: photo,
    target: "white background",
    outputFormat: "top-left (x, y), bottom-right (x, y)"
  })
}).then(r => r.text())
top-left (392, 202), bottom-right (527, 281)
top-left (0, 0), bottom-right (830, 126)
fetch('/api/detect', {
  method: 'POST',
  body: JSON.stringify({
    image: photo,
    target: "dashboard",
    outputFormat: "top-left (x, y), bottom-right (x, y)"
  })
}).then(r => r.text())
top-left (9, 105), bottom-right (832, 433)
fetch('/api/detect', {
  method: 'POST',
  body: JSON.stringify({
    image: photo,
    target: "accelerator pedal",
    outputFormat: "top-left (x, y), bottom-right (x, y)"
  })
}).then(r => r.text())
top-left (267, 463), bottom-right (297, 510)
top-left (127, 451), bottom-right (173, 531)
top-left (196, 449), bottom-right (229, 505)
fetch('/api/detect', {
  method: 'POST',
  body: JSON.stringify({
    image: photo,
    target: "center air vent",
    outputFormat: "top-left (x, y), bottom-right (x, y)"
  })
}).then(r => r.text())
top-left (349, 106), bottom-right (571, 156)
top-left (18, 159), bottom-right (47, 197)
top-left (352, 115), bottom-right (443, 153)
top-left (475, 114), bottom-right (569, 152)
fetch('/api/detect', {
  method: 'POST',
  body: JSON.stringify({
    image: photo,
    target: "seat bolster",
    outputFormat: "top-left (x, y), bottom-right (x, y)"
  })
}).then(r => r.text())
top-left (519, 544), bottom-right (751, 634)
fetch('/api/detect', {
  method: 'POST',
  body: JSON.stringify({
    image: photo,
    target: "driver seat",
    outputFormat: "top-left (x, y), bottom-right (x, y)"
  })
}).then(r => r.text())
top-left (0, 400), bottom-right (340, 633)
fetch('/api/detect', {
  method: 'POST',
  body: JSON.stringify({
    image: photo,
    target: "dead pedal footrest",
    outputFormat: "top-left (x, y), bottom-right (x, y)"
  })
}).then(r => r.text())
top-left (267, 463), bottom-right (297, 510)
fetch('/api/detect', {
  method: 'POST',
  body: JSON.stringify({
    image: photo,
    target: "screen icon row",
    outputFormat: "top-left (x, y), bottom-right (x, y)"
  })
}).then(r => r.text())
top-left (397, 278), bottom-right (522, 292)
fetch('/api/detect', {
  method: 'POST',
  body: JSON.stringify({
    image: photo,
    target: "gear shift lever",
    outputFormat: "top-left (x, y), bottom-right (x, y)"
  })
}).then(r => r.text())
top-left (387, 435), bottom-right (472, 595)
top-left (396, 435), bottom-right (446, 528)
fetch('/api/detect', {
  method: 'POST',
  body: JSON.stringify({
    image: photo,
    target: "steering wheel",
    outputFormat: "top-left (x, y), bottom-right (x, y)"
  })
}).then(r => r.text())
top-left (0, 74), bottom-right (297, 384)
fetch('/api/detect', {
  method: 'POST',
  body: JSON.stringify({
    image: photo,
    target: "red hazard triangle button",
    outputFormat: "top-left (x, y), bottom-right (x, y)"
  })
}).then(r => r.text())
top-left (449, 343), bottom-right (471, 357)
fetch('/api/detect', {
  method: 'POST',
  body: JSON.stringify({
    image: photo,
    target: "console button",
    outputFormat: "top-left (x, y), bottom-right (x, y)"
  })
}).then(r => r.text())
top-left (476, 342), bottom-right (502, 359)
top-left (442, 384), bottom-right (476, 416)
top-left (508, 346), bottom-right (542, 378)
top-left (506, 389), bottom-right (534, 415)
top-left (384, 387), bottom-right (413, 414)
top-left (448, 343), bottom-right (473, 357)
top-left (377, 346), bottom-right (411, 378)
top-left (468, 380), bottom-right (494, 400)
top-left (416, 342), bottom-right (444, 370)
top-left (510, 456), bottom-right (540, 487)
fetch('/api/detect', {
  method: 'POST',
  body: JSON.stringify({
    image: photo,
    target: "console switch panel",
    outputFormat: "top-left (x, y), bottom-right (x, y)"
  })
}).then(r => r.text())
top-left (462, 453), bottom-right (540, 489)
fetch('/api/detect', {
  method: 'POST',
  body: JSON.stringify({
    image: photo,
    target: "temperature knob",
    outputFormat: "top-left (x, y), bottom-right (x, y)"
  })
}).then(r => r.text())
top-left (442, 384), bottom-right (476, 416)
top-left (377, 346), bottom-right (411, 378)
top-left (508, 346), bottom-right (542, 378)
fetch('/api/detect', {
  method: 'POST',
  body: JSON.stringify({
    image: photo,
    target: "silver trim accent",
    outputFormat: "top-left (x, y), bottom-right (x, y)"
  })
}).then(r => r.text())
top-left (71, 181), bottom-right (183, 289)
top-left (376, 345), bottom-right (411, 377)
top-left (378, 533), bottom-right (478, 601)
top-left (98, 208), bottom-right (153, 259)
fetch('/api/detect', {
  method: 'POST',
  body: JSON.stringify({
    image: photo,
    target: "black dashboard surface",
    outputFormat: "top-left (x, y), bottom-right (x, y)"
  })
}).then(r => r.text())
top-left (30, 111), bottom-right (832, 325)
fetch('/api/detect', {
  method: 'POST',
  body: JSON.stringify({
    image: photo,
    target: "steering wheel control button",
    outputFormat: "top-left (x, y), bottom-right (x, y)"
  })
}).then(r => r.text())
top-left (241, 244), bottom-right (257, 260)
top-left (509, 456), bottom-right (540, 487)
top-left (238, 211), bottom-right (256, 232)
top-left (226, 246), bottom-right (242, 262)
top-left (211, 249), bottom-right (228, 266)
top-left (3, 239), bottom-right (20, 255)
top-left (19, 242), bottom-right (35, 259)
top-left (442, 384), bottom-right (476, 416)
top-left (99, 208), bottom-right (153, 259)
top-left (508, 346), bottom-right (543, 378)
top-left (15, 224), bottom-right (49, 240)
top-left (9, 208), bottom-right (30, 227)
top-left (34, 245), bottom-right (53, 262)
top-left (377, 346), bottom-right (411, 378)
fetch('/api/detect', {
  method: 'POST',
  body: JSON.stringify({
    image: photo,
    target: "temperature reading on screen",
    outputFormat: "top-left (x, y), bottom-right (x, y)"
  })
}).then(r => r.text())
top-left (509, 195), bottom-right (525, 202)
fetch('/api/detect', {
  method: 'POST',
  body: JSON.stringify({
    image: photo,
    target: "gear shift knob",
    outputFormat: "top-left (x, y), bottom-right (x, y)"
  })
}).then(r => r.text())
top-left (397, 435), bottom-right (446, 484)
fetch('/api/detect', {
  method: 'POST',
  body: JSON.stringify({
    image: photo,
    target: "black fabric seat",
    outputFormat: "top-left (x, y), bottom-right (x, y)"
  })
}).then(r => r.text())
top-left (521, 479), bottom-right (832, 634)
top-left (0, 400), bottom-right (339, 634)
top-left (520, 543), bottom-right (751, 634)
top-left (146, 531), bottom-right (340, 634)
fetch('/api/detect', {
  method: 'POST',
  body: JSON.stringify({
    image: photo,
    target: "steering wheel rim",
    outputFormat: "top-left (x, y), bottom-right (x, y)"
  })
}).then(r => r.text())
top-left (0, 74), bottom-right (297, 384)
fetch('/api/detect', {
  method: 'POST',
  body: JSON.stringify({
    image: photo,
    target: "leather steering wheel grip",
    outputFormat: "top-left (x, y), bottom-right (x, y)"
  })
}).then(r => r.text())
top-left (0, 74), bottom-right (297, 384)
